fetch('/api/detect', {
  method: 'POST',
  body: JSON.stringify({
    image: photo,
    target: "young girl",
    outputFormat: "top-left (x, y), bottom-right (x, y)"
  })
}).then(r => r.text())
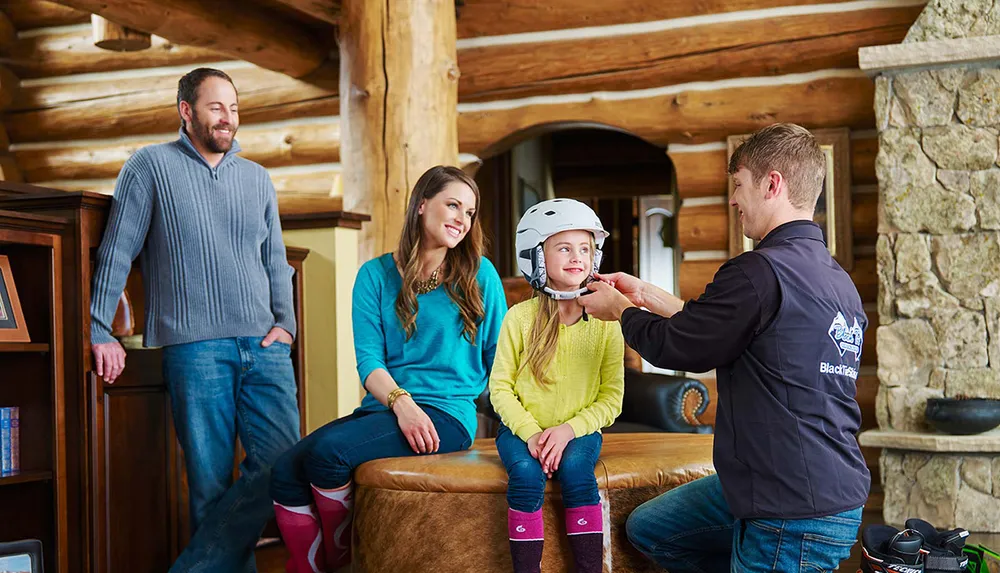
top-left (269, 165), bottom-right (508, 573)
top-left (490, 199), bottom-right (625, 573)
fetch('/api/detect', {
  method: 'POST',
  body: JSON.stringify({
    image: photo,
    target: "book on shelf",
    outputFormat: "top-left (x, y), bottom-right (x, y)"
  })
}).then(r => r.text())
top-left (1, 407), bottom-right (19, 475)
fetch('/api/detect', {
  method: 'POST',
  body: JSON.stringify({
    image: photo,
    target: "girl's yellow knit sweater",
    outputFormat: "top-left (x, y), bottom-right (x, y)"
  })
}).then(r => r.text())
top-left (488, 297), bottom-right (625, 442)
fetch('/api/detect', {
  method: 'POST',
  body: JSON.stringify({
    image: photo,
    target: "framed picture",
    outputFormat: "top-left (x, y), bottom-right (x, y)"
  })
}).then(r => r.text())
top-left (727, 128), bottom-right (854, 270)
top-left (0, 539), bottom-right (43, 573)
top-left (0, 254), bottom-right (30, 343)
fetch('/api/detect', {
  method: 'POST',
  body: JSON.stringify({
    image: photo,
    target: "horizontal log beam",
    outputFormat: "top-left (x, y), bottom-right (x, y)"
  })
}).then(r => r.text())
top-left (0, 11), bottom-right (15, 55)
top-left (48, 0), bottom-right (329, 77)
top-left (678, 202), bottom-right (727, 252)
top-left (35, 165), bottom-right (343, 196)
top-left (456, 6), bottom-right (920, 102)
top-left (679, 258), bottom-right (724, 302)
top-left (850, 253), bottom-right (876, 304)
top-left (6, 66), bottom-right (338, 143)
top-left (672, 148), bottom-right (728, 199)
top-left (550, 128), bottom-right (668, 167)
top-left (459, 74), bottom-right (877, 155)
top-left (0, 156), bottom-right (23, 182)
top-left (4, 1), bottom-right (89, 30)
top-left (676, 188), bottom-right (878, 254)
top-left (681, 252), bottom-right (876, 305)
top-left (852, 135), bottom-right (878, 185)
top-left (456, 0), bottom-right (865, 38)
top-left (672, 135), bottom-right (880, 199)
top-left (0, 65), bottom-right (18, 111)
top-left (552, 164), bottom-right (671, 199)
top-left (852, 190), bottom-right (878, 245)
top-left (6, 27), bottom-right (223, 79)
top-left (268, 0), bottom-right (340, 25)
top-left (14, 119), bottom-right (342, 182)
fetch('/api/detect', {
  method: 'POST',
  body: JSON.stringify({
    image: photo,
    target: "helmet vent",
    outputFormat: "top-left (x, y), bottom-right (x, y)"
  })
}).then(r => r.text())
top-left (544, 210), bottom-right (556, 216)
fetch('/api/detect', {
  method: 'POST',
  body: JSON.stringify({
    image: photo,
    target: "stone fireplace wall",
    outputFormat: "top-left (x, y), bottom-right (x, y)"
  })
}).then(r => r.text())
top-left (872, 0), bottom-right (1000, 529)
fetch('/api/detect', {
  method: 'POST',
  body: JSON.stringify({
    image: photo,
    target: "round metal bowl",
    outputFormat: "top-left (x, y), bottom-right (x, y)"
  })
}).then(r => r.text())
top-left (925, 398), bottom-right (1000, 435)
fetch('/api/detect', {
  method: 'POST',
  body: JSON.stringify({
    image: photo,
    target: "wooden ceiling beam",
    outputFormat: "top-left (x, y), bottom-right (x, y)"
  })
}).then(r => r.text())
top-left (5, 27), bottom-right (223, 79)
top-left (457, 5), bottom-right (921, 102)
top-left (458, 75), bottom-right (877, 156)
top-left (48, 0), bottom-right (330, 77)
top-left (267, 0), bottom-right (340, 26)
top-left (5, 1), bottom-right (89, 30)
top-left (457, 0), bottom-right (866, 38)
top-left (6, 66), bottom-right (338, 143)
top-left (15, 120), bottom-right (343, 182)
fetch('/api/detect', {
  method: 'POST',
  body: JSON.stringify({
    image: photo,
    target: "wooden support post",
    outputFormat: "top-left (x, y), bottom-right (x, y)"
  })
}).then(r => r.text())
top-left (340, 0), bottom-right (459, 263)
top-left (91, 15), bottom-right (152, 52)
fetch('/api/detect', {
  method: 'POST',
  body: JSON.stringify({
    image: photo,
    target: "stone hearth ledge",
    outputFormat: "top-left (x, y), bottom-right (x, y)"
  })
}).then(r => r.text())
top-left (859, 35), bottom-right (1000, 76)
top-left (859, 428), bottom-right (1000, 453)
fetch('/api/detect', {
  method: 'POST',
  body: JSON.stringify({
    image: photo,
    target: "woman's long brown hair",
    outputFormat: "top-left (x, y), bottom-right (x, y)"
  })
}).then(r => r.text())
top-left (394, 165), bottom-right (485, 343)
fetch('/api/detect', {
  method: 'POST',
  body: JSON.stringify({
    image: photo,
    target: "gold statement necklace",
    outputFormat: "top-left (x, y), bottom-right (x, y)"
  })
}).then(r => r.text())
top-left (414, 262), bottom-right (444, 294)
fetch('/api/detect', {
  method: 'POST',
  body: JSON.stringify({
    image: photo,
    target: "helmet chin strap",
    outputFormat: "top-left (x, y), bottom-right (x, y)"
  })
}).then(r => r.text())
top-left (541, 280), bottom-right (595, 321)
top-left (542, 284), bottom-right (590, 300)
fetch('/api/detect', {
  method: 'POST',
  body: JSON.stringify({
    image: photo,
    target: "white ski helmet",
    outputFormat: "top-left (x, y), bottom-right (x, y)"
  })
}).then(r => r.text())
top-left (515, 198), bottom-right (609, 295)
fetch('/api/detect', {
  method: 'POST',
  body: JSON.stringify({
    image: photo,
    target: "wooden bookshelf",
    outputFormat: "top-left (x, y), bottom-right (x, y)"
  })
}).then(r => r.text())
top-left (0, 342), bottom-right (50, 353)
top-left (0, 470), bottom-right (54, 486)
top-left (0, 210), bottom-right (69, 573)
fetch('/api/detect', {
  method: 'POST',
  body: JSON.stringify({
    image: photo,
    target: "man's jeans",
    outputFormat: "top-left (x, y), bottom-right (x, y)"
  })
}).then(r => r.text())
top-left (626, 474), bottom-right (862, 573)
top-left (163, 337), bottom-right (300, 573)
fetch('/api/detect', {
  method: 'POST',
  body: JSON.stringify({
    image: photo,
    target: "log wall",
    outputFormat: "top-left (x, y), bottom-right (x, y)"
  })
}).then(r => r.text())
top-left (0, 0), bottom-right (921, 500)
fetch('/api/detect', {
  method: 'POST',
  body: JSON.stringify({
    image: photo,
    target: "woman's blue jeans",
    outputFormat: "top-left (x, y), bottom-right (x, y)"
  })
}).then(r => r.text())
top-left (495, 425), bottom-right (603, 512)
top-left (269, 405), bottom-right (472, 506)
top-left (626, 474), bottom-right (863, 573)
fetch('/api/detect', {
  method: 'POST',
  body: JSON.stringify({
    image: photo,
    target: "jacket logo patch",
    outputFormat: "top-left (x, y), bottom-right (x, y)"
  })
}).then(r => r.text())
top-left (828, 311), bottom-right (863, 362)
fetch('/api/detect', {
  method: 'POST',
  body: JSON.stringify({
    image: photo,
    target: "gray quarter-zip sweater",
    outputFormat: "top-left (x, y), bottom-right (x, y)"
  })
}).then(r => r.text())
top-left (90, 128), bottom-right (296, 347)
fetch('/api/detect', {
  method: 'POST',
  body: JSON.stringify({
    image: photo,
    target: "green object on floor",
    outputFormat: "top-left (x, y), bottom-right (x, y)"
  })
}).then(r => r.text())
top-left (963, 543), bottom-right (1000, 573)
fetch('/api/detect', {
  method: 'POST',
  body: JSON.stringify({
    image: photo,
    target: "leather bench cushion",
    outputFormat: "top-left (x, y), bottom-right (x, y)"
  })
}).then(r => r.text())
top-left (354, 433), bottom-right (715, 493)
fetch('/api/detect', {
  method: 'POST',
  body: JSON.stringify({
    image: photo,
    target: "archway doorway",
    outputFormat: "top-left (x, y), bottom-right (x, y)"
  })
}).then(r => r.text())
top-left (474, 126), bottom-right (676, 287)
top-left (473, 125), bottom-right (678, 375)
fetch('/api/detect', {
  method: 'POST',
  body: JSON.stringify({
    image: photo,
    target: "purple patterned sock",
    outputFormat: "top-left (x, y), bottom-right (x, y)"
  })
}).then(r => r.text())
top-left (508, 508), bottom-right (544, 573)
top-left (566, 504), bottom-right (603, 573)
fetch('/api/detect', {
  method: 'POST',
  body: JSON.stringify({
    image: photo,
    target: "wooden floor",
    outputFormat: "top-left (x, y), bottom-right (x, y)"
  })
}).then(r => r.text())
top-left (254, 508), bottom-right (1000, 572)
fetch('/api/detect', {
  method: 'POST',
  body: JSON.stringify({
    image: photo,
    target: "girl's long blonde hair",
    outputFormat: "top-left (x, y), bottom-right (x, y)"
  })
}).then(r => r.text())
top-left (394, 166), bottom-right (485, 344)
top-left (517, 234), bottom-right (596, 385)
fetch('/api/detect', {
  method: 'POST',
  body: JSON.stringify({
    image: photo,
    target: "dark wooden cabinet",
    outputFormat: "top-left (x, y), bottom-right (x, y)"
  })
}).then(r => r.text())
top-left (0, 184), bottom-right (309, 573)
top-left (86, 351), bottom-right (182, 573)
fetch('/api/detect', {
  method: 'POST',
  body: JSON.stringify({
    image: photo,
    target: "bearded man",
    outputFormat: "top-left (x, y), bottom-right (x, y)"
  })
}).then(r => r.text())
top-left (90, 67), bottom-right (300, 572)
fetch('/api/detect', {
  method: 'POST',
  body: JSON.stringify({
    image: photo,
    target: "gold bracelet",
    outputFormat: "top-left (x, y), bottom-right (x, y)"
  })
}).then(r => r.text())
top-left (387, 388), bottom-right (411, 411)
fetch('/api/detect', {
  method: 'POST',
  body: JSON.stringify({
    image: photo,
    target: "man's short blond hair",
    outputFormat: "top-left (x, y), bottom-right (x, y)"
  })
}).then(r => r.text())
top-left (727, 123), bottom-right (826, 210)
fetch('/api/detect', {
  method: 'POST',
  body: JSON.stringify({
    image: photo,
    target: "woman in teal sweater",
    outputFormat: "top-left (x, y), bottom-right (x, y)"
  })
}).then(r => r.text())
top-left (270, 166), bottom-right (508, 573)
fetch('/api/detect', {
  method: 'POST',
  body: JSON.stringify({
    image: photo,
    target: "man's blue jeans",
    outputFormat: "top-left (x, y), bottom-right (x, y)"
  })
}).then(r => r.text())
top-left (626, 474), bottom-right (862, 573)
top-left (494, 425), bottom-right (603, 512)
top-left (162, 337), bottom-right (300, 573)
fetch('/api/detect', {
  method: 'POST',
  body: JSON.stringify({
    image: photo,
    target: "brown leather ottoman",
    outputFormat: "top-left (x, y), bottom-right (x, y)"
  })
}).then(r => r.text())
top-left (351, 433), bottom-right (715, 572)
